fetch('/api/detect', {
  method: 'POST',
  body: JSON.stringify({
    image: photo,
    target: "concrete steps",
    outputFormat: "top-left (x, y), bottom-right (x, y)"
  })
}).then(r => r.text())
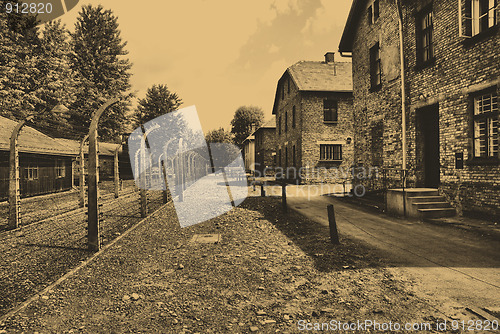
top-left (406, 190), bottom-right (456, 219)
top-left (387, 188), bottom-right (456, 219)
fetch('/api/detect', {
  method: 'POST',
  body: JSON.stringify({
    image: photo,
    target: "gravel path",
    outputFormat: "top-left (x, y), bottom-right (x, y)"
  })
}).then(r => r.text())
top-left (1, 197), bottom-right (444, 333)
top-left (0, 187), bottom-right (165, 318)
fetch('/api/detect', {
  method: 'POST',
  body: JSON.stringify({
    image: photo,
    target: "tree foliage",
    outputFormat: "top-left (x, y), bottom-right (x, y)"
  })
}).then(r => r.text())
top-left (230, 105), bottom-right (264, 146)
top-left (69, 4), bottom-right (133, 141)
top-left (134, 84), bottom-right (182, 128)
top-left (205, 127), bottom-right (233, 144)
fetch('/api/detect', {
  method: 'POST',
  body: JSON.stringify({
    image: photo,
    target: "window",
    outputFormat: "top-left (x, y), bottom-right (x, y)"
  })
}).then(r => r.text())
top-left (278, 116), bottom-right (281, 135)
top-left (320, 144), bottom-right (342, 161)
top-left (285, 112), bottom-right (288, 132)
top-left (370, 42), bottom-right (382, 90)
top-left (292, 145), bottom-right (296, 166)
top-left (473, 91), bottom-right (498, 158)
top-left (323, 100), bottom-right (338, 122)
top-left (285, 146), bottom-right (288, 167)
top-left (56, 160), bottom-right (66, 178)
top-left (281, 83), bottom-right (285, 100)
top-left (417, 6), bottom-right (435, 64)
top-left (368, 0), bottom-right (380, 25)
top-left (292, 106), bottom-right (296, 128)
top-left (287, 79), bottom-right (290, 94)
top-left (278, 149), bottom-right (282, 166)
top-left (24, 165), bottom-right (39, 180)
top-left (462, 0), bottom-right (498, 37)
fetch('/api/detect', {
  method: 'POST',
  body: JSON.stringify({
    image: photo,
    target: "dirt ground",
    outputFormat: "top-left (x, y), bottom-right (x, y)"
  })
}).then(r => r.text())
top-left (0, 197), bottom-right (448, 333)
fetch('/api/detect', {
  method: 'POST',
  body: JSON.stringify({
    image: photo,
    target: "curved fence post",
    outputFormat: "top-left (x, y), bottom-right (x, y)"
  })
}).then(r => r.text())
top-left (79, 134), bottom-right (89, 207)
top-left (88, 98), bottom-right (119, 251)
top-left (8, 116), bottom-right (34, 230)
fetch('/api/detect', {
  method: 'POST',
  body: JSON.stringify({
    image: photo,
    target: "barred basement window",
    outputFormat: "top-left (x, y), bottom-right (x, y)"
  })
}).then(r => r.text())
top-left (320, 144), bottom-right (342, 161)
top-left (370, 42), bottom-right (382, 90)
top-left (56, 160), bottom-right (66, 178)
top-left (323, 100), bottom-right (338, 122)
top-left (461, 0), bottom-right (499, 37)
top-left (473, 91), bottom-right (499, 158)
top-left (417, 6), bottom-right (435, 65)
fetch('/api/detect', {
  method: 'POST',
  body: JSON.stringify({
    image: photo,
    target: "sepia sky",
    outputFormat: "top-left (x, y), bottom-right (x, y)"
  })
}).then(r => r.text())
top-left (59, 0), bottom-right (352, 133)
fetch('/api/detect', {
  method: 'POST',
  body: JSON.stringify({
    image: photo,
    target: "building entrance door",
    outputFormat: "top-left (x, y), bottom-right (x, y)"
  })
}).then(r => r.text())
top-left (417, 104), bottom-right (440, 188)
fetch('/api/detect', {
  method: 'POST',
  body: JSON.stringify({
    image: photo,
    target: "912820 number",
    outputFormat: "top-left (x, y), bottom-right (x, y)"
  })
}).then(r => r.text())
top-left (5, 2), bottom-right (53, 14)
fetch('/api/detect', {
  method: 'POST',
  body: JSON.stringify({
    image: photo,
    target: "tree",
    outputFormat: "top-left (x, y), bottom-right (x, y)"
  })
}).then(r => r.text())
top-left (133, 84), bottom-right (182, 128)
top-left (28, 20), bottom-right (79, 137)
top-left (69, 4), bottom-right (133, 141)
top-left (0, 6), bottom-right (40, 120)
top-left (205, 127), bottom-right (233, 144)
top-left (230, 105), bottom-right (264, 147)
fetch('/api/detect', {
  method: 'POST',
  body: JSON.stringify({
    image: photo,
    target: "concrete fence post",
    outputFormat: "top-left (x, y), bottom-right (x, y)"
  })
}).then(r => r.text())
top-left (8, 116), bottom-right (33, 229)
top-left (88, 98), bottom-right (119, 251)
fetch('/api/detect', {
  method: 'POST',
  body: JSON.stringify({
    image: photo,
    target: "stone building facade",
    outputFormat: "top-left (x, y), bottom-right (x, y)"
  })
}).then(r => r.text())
top-left (254, 117), bottom-right (276, 175)
top-left (339, 0), bottom-right (499, 217)
top-left (272, 54), bottom-right (354, 183)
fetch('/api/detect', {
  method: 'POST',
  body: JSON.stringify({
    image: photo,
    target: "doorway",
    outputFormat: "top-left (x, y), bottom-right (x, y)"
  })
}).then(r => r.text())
top-left (417, 104), bottom-right (440, 188)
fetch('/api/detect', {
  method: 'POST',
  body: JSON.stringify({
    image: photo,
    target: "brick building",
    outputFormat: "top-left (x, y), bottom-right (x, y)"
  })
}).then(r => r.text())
top-left (254, 117), bottom-right (276, 175)
top-left (339, 0), bottom-right (499, 217)
top-left (272, 53), bottom-right (354, 183)
top-left (242, 134), bottom-right (255, 173)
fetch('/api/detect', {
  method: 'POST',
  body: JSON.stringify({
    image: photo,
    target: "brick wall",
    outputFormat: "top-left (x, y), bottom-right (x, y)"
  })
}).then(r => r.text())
top-left (274, 72), bottom-right (354, 183)
top-left (255, 127), bottom-right (276, 175)
top-left (350, 0), bottom-right (500, 216)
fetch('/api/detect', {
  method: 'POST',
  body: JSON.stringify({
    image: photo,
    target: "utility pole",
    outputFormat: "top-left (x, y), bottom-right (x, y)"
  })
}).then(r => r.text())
top-left (8, 116), bottom-right (34, 229)
top-left (88, 98), bottom-right (119, 251)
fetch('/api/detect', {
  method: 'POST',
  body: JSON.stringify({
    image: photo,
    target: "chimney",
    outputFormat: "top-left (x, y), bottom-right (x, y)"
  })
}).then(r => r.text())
top-left (324, 52), bottom-right (335, 64)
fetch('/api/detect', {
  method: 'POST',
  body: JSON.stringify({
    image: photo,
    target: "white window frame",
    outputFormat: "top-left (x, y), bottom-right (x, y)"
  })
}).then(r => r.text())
top-left (473, 91), bottom-right (499, 158)
top-left (459, 0), bottom-right (498, 37)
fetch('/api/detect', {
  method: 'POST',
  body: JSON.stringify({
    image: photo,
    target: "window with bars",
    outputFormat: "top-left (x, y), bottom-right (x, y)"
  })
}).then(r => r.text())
top-left (56, 160), bottom-right (66, 178)
top-left (461, 0), bottom-right (498, 37)
top-left (323, 100), bottom-right (338, 122)
top-left (417, 6), bottom-right (435, 64)
top-left (320, 144), bottom-right (342, 161)
top-left (473, 91), bottom-right (499, 158)
top-left (370, 42), bottom-right (382, 90)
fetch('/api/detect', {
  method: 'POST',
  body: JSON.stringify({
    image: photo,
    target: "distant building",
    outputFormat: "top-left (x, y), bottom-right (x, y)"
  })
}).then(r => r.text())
top-left (272, 52), bottom-right (354, 183)
top-left (339, 0), bottom-right (499, 217)
top-left (254, 117), bottom-right (276, 175)
top-left (242, 134), bottom-right (255, 173)
top-left (55, 138), bottom-right (132, 183)
top-left (0, 116), bottom-right (74, 200)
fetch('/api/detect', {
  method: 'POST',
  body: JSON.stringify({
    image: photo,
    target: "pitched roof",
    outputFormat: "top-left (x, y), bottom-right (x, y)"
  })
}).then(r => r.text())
top-left (261, 117), bottom-right (276, 129)
top-left (287, 61), bottom-right (353, 92)
top-left (254, 117), bottom-right (276, 133)
top-left (272, 60), bottom-right (353, 114)
top-left (338, 0), bottom-right (368, 53)
top-left (0, 116), bottom-right (75, 156)
top-left (54, 138), bottom-right (122, 156)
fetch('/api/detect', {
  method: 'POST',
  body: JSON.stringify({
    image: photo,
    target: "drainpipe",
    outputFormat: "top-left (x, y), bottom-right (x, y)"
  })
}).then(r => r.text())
top-left (396, 0), bottom-right (408, 217)
top-left (396, 0), bottom-right (407, 187)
